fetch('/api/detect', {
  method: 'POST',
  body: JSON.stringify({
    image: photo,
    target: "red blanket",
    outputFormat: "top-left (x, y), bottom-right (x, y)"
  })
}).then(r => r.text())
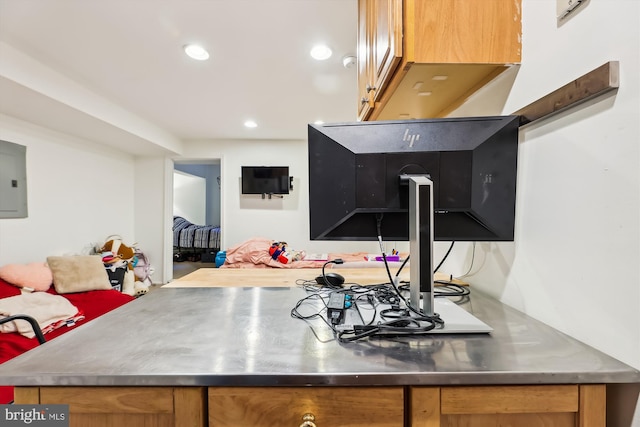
top-left (0, 278), bottom-right (134, 403)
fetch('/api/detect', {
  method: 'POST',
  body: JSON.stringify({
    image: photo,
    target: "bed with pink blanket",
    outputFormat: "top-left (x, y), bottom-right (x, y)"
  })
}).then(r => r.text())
top-left (221, 237), bottom-right (406, 269)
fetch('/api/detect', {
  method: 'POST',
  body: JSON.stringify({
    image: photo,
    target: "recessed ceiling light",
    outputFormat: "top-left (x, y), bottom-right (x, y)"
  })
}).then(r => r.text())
top-left (310, 44), bottom-right (332, 60)
top-left (432, 75), bottom-right (448, 81)
top-left (418, 91), bottom-right (432, 96)
top-left (244, 120), bottom-right (258, 128)
top-left (184, 44), bottom-right (209, 61)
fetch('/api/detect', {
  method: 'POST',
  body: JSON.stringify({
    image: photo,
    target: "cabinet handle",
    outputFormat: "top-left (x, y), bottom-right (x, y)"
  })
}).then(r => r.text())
top-left (366, 84), bottom-right (376, 93)
top-left (300, 413), bottom-right (317, 427)
top-left (361, 96), bottom-right (369, 105)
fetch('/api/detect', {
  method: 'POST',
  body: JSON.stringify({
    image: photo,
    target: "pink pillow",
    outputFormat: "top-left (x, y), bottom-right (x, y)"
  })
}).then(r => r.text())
top-left (0, 262), bottom-right (53, 291)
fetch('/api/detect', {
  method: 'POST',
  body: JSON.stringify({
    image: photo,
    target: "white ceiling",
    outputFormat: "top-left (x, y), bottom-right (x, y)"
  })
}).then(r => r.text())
top-left (0, 0), bottom-right (358, 154)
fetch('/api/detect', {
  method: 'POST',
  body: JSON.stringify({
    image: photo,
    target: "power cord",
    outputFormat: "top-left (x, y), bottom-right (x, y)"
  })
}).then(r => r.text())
top-left (290, 222), bottom-right (468, 343)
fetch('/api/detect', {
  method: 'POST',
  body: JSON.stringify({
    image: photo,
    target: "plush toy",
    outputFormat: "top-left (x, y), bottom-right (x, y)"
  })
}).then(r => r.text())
top-left (269, 241), bottom-right (288, 263)
top-left (100, 237), bottom-right (148, 297)
top-left (269, 241), bottom-right (305, 264)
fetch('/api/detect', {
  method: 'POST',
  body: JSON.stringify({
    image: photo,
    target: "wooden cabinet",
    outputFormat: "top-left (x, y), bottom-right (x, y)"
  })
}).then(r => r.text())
top-left (209, 386), bottom-right (405, 427)
top-left (14, 386), bottom-right (207, 427)
top-left (358, 0), bottom-right (522, 121)
top-left (410, 385), bottom-right (606, 427)
top-left (357, 0), bottom-right (403, 120)
top-left (208, 384), bottom-right (604, 427)
top-left (14, 383), bottom-right (606, 427)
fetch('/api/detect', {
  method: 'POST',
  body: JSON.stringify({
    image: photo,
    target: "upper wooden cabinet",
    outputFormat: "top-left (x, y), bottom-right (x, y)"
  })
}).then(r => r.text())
top-left (357, 0), bottom-right (403, 120)
top-left (357, 0), bottom-right (522, 121)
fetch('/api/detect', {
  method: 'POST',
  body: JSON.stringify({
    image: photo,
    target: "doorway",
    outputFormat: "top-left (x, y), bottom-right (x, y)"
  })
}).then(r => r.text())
top-left (172, 160), bottom-right (221, 278)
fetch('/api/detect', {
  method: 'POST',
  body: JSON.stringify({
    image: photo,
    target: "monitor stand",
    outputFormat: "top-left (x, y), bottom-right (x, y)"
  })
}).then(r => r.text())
top-left (406, 176), bottom-right (493, 334)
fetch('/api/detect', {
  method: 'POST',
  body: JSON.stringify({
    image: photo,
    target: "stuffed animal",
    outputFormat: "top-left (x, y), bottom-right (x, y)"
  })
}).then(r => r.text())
top-left (269, 241), bottom-right (305, 264)
top-left (100, 237), bottom-right (148, 297)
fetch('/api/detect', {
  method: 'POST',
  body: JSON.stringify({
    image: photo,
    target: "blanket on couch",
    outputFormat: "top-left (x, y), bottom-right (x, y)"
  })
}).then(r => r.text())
top-left (0, 278), bottom-right (133, 403)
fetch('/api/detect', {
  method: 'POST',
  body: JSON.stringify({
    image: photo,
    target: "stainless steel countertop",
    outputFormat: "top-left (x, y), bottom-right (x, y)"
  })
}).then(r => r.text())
top-left (0, 287), bottom-right (638, 387)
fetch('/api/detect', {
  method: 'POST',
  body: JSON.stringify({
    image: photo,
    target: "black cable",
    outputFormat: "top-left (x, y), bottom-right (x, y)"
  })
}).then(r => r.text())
top-left (337, 315), bottom-right (439, 342)
top-left (375, 213), bottom-right (385, 254)
top-left (434, 241), bottom-right (455, 273)
top-left (396, 254), bottom-right (410, 277)
top-left (291, 284), bottom-right (385, 342)
top-left (381, 252), bottom-right (439, 320)
top-left (290, 216), bottom-right (457, 343)
top-left (289, 293), bottom-right (338, 343)
top-left (373, 215), bottom-right (444, 323)
top-left (434, 283), bottom-right (470, 297)
top-left (291, 285), bottom-right (445, 343)
top-left (320, 258), bottom-right (344, 289)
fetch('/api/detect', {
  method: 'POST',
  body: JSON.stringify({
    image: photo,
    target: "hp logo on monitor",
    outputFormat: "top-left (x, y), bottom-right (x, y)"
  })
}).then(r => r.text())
top-left (402, 129), bottom-right (420, 147)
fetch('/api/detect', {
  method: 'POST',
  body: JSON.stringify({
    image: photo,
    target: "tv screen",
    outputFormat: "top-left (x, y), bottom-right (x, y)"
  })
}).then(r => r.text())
top-left (241, 166), bottom-right (290, 195)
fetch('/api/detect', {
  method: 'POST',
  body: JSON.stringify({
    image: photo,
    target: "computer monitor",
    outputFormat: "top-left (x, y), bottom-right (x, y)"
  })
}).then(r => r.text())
top-left (308, 116), bottom-right (519, 318)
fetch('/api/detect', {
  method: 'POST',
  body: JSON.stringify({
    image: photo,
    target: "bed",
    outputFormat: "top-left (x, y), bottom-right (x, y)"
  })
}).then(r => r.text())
top-left (173, 216), bottom-right (221, 254)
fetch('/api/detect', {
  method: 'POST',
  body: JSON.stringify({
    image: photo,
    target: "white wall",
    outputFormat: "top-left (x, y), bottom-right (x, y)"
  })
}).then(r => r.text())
top-left (173, 170), bottom-right (206, 225)
top-left (449, 0), bottom-right (639, 369)
top-left (0, 114), bottom-right (135, 262)
top-left (448, 1), bottom-right (639, 424)
top-left (182, 139), bottom-right (411, 255)
top-left (174, 163), bottom-right (221, 226)
top-left (135, 157), bottom-right (173, 285)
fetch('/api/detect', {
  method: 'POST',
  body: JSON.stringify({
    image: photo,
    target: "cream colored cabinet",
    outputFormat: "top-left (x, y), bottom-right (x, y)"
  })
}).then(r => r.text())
top-left (358, 0), bottom-right (522, 121)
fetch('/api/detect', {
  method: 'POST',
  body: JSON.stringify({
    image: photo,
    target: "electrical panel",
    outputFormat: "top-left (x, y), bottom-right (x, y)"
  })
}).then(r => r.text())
top-left (0, 140), bottom-right (28, 218)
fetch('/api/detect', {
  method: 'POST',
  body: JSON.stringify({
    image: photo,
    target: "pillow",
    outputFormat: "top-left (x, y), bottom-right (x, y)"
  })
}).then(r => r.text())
top-left (0, 262), bottom-right (53, 291)
top-left (46, 255), bottom-right (112, 294)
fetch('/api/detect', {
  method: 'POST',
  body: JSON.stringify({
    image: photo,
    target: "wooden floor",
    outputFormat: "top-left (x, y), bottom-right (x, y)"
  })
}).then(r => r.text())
top-left (173, 261), bottom-right (216, 279)
top-left (144, 262), bottom-right (212, 293)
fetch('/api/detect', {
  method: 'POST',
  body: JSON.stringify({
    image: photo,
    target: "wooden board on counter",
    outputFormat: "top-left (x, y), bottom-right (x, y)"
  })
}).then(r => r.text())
top-left (164, 267), bottom-right (467, 288)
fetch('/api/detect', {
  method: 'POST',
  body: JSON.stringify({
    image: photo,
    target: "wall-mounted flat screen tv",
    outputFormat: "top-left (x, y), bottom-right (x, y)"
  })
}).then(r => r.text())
top-left (241, 166), bottom-right (290, 195)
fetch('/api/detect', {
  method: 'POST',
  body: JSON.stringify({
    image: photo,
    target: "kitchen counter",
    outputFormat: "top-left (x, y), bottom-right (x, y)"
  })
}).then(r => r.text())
top-left (0, 285), bottom-right (637, 387)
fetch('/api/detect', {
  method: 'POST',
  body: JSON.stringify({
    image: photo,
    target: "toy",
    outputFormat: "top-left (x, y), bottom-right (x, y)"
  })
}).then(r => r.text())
top-left (269, 241), bottom-right (305, 264)
top-left (132, 248), bottom-right (153, 289)
top-left (100, 237), bottom-right (148, 297)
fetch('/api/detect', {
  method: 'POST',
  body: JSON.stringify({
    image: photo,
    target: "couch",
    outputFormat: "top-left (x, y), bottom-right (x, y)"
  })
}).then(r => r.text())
top-left (0, 274), bottom-right (134, 403)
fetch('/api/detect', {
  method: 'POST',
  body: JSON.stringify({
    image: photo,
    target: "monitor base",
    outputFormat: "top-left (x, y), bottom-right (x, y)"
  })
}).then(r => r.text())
top-left (423, 297), bottom-right (492, 334)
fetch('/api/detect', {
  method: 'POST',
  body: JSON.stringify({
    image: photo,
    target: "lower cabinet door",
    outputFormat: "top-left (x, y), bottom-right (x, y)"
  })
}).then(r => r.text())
top-left (410, 385), bottom-right (605, 427)
top-left (209, 386), bottom-right (404, 427)
top-left (14, 386), bottom-right (207, 427)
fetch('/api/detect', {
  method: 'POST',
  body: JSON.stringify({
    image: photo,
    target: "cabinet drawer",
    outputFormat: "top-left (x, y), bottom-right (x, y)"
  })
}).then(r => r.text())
top-left (209, 386), bottom-right (404, 427)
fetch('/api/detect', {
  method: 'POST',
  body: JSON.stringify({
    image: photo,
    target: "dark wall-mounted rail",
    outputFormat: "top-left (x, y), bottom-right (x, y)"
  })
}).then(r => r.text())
top-left (513, 61), bottom-right (619, 127)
